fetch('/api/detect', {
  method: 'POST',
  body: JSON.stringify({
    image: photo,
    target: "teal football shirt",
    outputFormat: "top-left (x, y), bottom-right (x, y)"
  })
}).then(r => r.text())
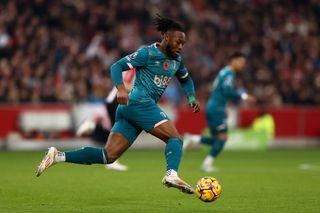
top-left (206, 66), bottom-right (241, 112)
top-left (114, 43), bottom-right (190, 103)
top-left (110, 43), bottom-right (195, 143)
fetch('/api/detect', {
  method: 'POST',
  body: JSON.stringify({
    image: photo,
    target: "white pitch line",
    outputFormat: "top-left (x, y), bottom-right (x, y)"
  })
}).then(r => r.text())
top-left (298, 164), bottom-right (320, 171)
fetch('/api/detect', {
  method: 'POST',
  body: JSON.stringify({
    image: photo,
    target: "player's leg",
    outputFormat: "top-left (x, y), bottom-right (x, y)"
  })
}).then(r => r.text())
top-left (36, 107), bottom-right (139, 177)
top-left (36, 145), bottom-right (108, 177)
top-left (151, 120), bottom-right (182, 172)
top-left (150, 121), bottom-right (194, 194)
top-left (64, 131), bottom-right (131, 164)
top-left (201, 133), bottom-right (227, 172)
top-left (103, 98), bottom-right (129, 171)
top-left (129, 101), bottom-right (184, 174)
top-left (75, 116), bottom-right (140, 165)
top-left (76, 120), bottom-right (128, 171)
top-left (63, 118), bottom-right (140, 166)
top-left (183, 112), bottom-right (227, 172)
top-left (35, 132), bottom-right (129, 177)
top-left (201, 115), bottom-right (228, 172)
top-left (117, 101), bottom-right (193, 194)
top-left (76, 99), bottom-right (128, 171)
top-left (103, 132), bottom-right (130, 163)
top-left (183, 133), bottom-right (215, 150)
top-left (184, 132), bottom-right (227, 172)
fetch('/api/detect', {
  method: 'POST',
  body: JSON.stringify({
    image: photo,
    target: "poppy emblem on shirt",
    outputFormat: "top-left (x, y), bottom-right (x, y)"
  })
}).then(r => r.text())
top-left (163, 61), bottom-right (169, 71)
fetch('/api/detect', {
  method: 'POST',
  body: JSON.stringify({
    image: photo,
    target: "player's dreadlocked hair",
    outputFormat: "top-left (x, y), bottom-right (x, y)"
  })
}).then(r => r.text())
top-left (154, 14), bottom-right (184, 34)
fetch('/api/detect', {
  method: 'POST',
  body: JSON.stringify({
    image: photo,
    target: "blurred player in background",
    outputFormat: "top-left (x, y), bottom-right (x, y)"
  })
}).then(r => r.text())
top-left (36, 15), bottom-right (200, 194)
top-left (76, 68), bottom-right (135, 171)
top-left (184, 52), bottom-right (255, 172)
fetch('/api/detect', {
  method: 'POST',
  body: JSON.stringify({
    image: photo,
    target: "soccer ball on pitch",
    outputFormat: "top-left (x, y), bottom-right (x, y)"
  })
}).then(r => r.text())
top-left (195, 176), bottom-right (221, 203)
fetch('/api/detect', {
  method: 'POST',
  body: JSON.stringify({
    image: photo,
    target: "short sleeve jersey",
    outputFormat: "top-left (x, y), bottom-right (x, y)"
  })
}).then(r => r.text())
top-left (119, 43), bottom-right (189, 103)
top-left (207, 66), bottom-right (241, 110)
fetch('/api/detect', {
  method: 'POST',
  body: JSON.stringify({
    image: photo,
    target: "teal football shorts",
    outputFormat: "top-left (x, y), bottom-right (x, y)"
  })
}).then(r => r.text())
top-left (206, 109), bottom-right (228, 135)
top-left (111, 100), bottom-right (170, 145)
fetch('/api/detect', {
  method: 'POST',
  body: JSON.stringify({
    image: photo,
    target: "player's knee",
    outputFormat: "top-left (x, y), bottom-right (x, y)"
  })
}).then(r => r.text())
top-left (171, 135), bottom-right (182, 142)
top-left (163, 135), bottom-right (182, 143)
top-left (168, 137), bottom-right (183, 147)
top-left (169, 137), bottom-right (183, 142)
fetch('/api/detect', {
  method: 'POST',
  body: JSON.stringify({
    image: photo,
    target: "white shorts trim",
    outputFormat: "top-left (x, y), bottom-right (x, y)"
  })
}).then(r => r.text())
top-left (217, 124), bottom-right (226, 131)
top-left (154, 119), bottom-right (169, 128)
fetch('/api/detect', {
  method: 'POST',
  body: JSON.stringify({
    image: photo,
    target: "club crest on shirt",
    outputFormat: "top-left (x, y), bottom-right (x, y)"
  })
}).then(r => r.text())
top-left (163, 61), bottom-right (169, 70)
top-left (172, 60), bottom-right (177, 69)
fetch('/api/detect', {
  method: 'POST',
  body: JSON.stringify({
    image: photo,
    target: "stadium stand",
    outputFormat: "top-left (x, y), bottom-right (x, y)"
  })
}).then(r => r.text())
top-left (0, 0), bottom-right (320, 149)
top-left (0, 0), bottom-right (320, 106)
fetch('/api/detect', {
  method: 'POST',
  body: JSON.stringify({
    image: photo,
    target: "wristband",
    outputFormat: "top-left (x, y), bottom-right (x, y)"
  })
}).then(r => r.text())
top-left (241, 93), bottom-right (248, 100)
top-left (188, 96), bottom-right (196, 104)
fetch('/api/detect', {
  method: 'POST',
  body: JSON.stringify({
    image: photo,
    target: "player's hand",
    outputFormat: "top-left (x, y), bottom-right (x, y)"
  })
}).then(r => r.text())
top-left (190, 101), bottom-right (201, 113)
top-left (116, 85), bottom-right (129, 105)
top-left (246, 94), bottom-right (256, 103)
top-left (188, 96), bottom-right (200, 113)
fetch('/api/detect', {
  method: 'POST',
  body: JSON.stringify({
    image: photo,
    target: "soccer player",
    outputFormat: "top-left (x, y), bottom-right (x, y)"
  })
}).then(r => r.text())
top-left (183, 52), bottom-right (255, 172)
top-left (76, 69), bottom-right (136, 171)
top-left (36, 15), bottom-right (200, 194)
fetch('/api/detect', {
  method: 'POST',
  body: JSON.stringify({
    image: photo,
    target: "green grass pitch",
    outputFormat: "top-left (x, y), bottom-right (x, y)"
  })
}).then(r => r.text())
top-left (0, 148), bottom-right (319, 213)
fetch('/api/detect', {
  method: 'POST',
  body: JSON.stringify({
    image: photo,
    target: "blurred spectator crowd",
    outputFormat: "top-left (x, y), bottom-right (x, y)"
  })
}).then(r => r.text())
top-left (0, 0), bottom-right (320, 106)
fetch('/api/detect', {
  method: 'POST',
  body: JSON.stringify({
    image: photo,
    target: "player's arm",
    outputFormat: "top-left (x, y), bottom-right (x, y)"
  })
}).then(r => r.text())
top-left (176, 61), bottom-right (200, 113)
top-left (221, 75), bottom-right (241, 100)
top-left (222, 74), bottom-right (255, 102)
top-left (110, 48), bottom-right (148, 104)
